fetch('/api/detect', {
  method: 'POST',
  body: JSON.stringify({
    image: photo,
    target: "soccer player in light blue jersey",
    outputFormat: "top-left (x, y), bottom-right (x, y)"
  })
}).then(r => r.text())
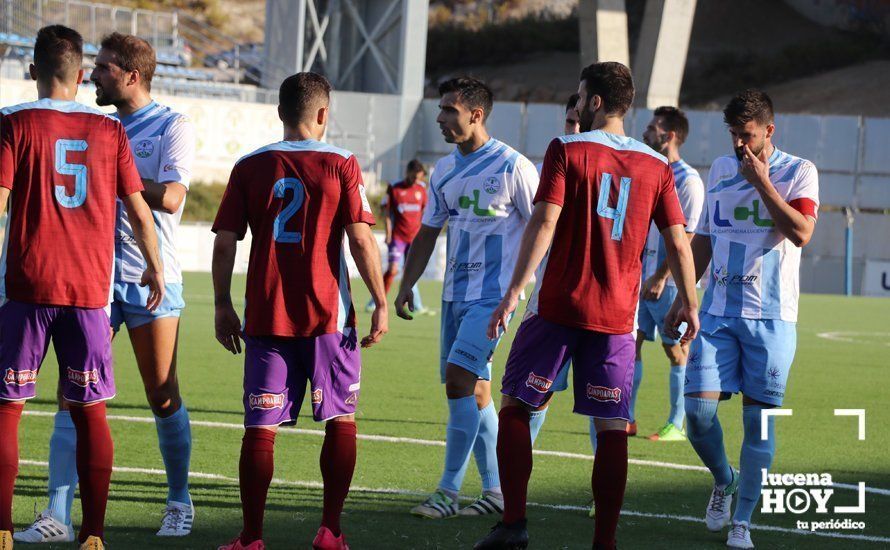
top-left (632, 106), bottom-right (705, 443)
top-left (15, 33), bottom-right (197, 543)
top-left (665, 90), bottom-right (819, 549)
top-left (396, 77), bottom-right (539, 519)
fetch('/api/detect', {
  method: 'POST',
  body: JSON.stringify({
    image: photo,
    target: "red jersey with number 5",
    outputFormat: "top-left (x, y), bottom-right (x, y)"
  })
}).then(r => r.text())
top-left (531, 131), bottom-right (686, 333)
top-left (0, 99), bottom-right (143, 308)
top-left (212, 140), bottom-right (375, 338)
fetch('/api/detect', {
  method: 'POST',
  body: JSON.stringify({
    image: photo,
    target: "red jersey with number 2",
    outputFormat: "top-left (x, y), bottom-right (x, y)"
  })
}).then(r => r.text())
top-left (534, 131), bottom-right (686, 333)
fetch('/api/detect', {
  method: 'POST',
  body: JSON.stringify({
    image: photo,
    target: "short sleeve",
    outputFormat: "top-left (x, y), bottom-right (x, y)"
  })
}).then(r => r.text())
top-left (677, 173), bottom-right (705, 233)
top-left (157, 115), bottom-right (196, 188)
top-left (534, 138), bottom-right (567, 207)
top-left (652, 165), bottom-right (686, 231)
top-left (211, 164), bottom-right (249, 239)
top-left (787, 161), bottom-right (819, 219)
top-left (422, 162), bottom-right (450, 228)
top-left (339, 155), bottom-right (375, 226)
top-left (0, 114), bottom-right (15, 190)
top-left (510, 156), bottom-right (539, 221)
top-left (116, 123), bottom-right (144, 198)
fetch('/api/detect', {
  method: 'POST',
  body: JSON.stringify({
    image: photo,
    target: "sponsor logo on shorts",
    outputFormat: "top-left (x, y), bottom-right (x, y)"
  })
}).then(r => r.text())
top-left (66, 367), bottom-right (99, 388)
top-left (4, 368), bottom-right (37, 386)
top-left (345, 393), bottom-right (358, 405)
top-left (348, 382), bottom-right (361, 392)
top-left (763, 389), bottom-right (785, 398)
top-left (586, 384), bottom-right (622, 403)
top-left (312, 388), bottom-right (324, 404)
top-left (525, 373), bottom-right (553, 393)
top-left (248, 392), bottom-right (285, 410)
top-left (453, 348), bottom-right (478, 362)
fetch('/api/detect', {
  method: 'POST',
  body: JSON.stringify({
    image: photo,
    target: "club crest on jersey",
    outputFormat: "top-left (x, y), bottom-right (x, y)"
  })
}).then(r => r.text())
top-left (135, 140), bottom-right (154, 158)
top-left (586, 384), bottom-right (621, 403)
top-left (483, 176), bottom-right (501, 195)
top-left (4, 368), bottom-right (37, 386)
top-left (312, 388), bottom-right (324, 404)
top-left (248, 393), bottom-right (285, 410)
top-left (526, 373), bottom-right (553, 393)
top-left (67, 367), bottom-right (99, 388)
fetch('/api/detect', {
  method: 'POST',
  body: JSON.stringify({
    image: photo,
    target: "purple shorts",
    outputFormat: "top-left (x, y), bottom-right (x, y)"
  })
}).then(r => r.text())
top-left (387, 239), bottom-right (410, 268)
top-left (0, 301), bottom-right (114, 404)
top-left (243, 329), bottom-right (361, 427)
top-left (501, 314), bottom-right (635, 419)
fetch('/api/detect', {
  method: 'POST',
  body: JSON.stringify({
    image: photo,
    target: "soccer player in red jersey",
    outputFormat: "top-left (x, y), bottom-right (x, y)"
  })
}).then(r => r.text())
top-left (473, 62), bottom-right (700, 550)
top-left (211, 72), bottom-right (387, 550)
top-left (0, 25), bottom-right (164, 550)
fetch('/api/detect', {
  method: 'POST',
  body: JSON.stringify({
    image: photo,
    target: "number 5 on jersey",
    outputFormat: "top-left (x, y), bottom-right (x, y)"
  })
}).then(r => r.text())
top-left (54, 139), bottom-right (88, 209)
top-left (597, 173), bottom-right (631, 241)
top-left (274, 177), bottom-right (306, 243)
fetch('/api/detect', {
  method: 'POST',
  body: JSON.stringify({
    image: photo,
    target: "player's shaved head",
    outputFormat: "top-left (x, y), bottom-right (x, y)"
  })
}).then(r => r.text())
top-left (33, 25), bottom-right (83, 83)
top-left (279, 72), bottom-right (332, 127)
top-left (724, 89), bottom-right (774, 127)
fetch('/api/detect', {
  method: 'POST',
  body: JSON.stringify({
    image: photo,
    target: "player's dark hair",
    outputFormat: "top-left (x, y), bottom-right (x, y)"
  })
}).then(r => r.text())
top-left (100, 32), bottom-right (156, 91)
top-left (565, 93), bottom-right (580, 113)
top-left (279, 72), bottom-right (332, 127)
top-left (723, 89), bottom-right (774, 127)
top-left (33, 25), bottom-right (83, 82)
top-left (406, 159), bottom-right (425, 181)
top-left (653, 106), bottom-right (690, 144)
top-left (438, 77), bottom-right (494, 121)
top-left (579, 62), bottom-right (634, 117)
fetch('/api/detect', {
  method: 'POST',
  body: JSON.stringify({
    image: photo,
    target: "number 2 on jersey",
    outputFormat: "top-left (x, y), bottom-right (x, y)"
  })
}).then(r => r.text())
top-left (273, 177), bottom-right (305, 243)
top-left (54, 139), bottom-right (88, 209)
top-left (597, 173), bottom-right (631, 241)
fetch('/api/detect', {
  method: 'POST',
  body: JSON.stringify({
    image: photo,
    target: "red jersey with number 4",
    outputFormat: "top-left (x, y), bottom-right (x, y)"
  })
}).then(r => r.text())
top-left (212, 140), bottom-right (375, 338)
top-left (0, 99), bottom-right (143, 308)
top-left (384, 180), bottom-right (427, 242)
top-left (532, 131), bottom-right (686, 333)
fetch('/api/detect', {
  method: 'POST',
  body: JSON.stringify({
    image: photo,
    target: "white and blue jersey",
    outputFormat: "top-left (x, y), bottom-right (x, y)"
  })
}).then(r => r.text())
top-left (114, 101), bottom-right (195, 285)
top-left (640, 159), bottom-right (705, 287)
top-left (697, 148), bottom-right (819, 322)
top-left (423, 138), bottom-right (539, 302)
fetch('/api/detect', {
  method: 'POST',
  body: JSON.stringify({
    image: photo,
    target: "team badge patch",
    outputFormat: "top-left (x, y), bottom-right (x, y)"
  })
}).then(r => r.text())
top-left (135, 139), bottom-right (155, 158)
top-left (586, 384), bottom-right (621, 403)
top-left (4, 368), bottom-right (37, 386)
top-left (311, 388), bottom-right (324, 404)
top-left (248, 393), bottom-right (286, 410)
top-left (67, 367), bottom-right (99, 388)
top-left (483, 176), bottom-right (500, 195)
top-left (525, 373), bottom-right (553, 393)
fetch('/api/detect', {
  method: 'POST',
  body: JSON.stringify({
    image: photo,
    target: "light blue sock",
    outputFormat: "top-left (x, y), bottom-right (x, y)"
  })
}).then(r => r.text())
top-left (528, 408), bottom-right (547, 445)
top-left (589, 416), bottom-right (597, 454)
top-left (155, 404), bottom-right (192, 505)
top-left (472, 401), bottom-right (500, 492)
top-left (47, 411), bottom-right (78, 525)
top-left (440, 396), bottom-right (481, 493)
top-left (735, 405), bottom-right (776, 524)
top-left (412, 282), bottom-right (424, 310)
top-left (668, 365), bottom-right (686, 428)
top-left (685, 397), bottom-right (733, 486)
top-left (629, 360), bottom-right (643, 422)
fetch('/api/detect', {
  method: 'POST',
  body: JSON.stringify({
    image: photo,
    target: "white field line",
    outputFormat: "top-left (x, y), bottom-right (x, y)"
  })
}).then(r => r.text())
top-left (17, 459), bottom-right (890, 545)
top-left (22, 410), bottom-right (890, 497)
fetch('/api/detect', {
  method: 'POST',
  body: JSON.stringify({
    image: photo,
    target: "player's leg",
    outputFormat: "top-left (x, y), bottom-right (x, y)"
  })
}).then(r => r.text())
top-left (528, 358), bottom-right (570, 446)
top-left (631, 296), bottom-right (657, 434)
top-left (645, 286), bottom-right (689, 441)
top-left (367, 240), bottom-right (403, 310)
top-left (0, 397), bottom-right (24, 547)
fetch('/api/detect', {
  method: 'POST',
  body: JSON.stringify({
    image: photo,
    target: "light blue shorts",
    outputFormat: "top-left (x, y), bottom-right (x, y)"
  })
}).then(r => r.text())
top-left (110, 282), bottom-right (185, 332)
top-left (440, 298), bottom-right (507, 382)
top-left (685, 313), bottom-right (796, 406)
top-left (637, 285), bottom-right (682, 345)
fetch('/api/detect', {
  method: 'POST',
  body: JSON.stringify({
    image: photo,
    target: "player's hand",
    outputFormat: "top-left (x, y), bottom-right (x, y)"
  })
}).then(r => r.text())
top-left (663, 299), bottom-right (700, 344)
top-left (740, 145), bottom-right (771, 188)
top-left (394, 287), bottom-right (415, 320)
top-left (641, 274), bottom-right (666, 301)
top-left (487, 292), bottom-right (519, 340)
top-left (215, 303), bottom-right (243, 354)
top-left (362, 303), bottom-right (388, 348)
top-left (139, 268), bottom-right (165, 312)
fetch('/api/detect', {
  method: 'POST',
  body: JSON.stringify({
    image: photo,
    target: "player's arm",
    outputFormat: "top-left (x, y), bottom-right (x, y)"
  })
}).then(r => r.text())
top-left (141, 116), bottom-right (194, 214)
top-left (141, 180), bottom-right (187, 214)
top-left (211, 230), bottom-right (242, 354)
top-left (641, 231), bottom-right (696, 301)
top-left (121, 191), bottom-right (165, 311)
top-left (662, 224), bottom-right (700, 337)
top-left (487, 201), bottom-right (561, 339)
top-left (395, 224), bottom-right (439, 320)
top-left (664, 232), bottom-right (711, 342)
top-left (0, 188), bottom-right (9, 216)
top-left (346, 221), bottom-right (388, 348)
top-left (741, 145), bottom-right (815, 247)
top-left (381, 200), bottom-right (393, 245)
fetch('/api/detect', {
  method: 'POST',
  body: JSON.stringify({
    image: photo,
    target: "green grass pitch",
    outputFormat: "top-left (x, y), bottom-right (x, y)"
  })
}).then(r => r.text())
top-left (11, 273), bottom-right (890, 549)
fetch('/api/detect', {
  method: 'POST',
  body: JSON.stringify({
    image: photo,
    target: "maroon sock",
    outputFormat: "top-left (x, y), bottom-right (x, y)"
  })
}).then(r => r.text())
top-left (239, 428), bottom-right (276, 544)
top-left (383, 271), bottom-right (396, 296)
top-left (320, 421), bottom-right (357, 536)
top-left (498, 406), bottom-right (532, 524)
top-left (69, 403), bottom-right (114, 543)
top-left (0, 401), bottom-right (23, 532)
top-left (592, 430), bottom-right (629, 549)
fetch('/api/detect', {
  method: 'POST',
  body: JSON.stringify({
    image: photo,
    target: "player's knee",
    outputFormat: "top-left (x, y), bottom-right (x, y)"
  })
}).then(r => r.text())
top-left (444, 364), bottom-right (477, 399)
top-left (592, 417), bottom-right (626, 433)
top-left (146, 384), bottom-right (181, 415)
top-left (327, 414), bottom-right (355, 424)
top-left (386, 264), bottom-right (399, 277)
top-left (663, 343), bottom-right (685, 365)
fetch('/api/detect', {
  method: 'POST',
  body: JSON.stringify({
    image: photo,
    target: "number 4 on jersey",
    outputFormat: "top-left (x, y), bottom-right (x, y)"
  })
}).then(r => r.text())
top-left (597, 173), bottom-right (631, 241)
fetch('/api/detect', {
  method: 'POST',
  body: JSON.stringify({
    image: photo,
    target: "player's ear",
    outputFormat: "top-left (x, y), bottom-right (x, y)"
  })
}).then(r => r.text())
top-left (765, 123), bottom-right (775, 140)
top-left (591, 94), bottom-right (603, 114)
top-left (28, 64), bottom-right (36, 81)
top-left (471, 106), bottom-right (484, 125)
top-left (75, 69), bottom-right (84, 85)
top-left (277, 104), bottom-right (285, 124)
top-left (316, 105), bottom-right (328, 126)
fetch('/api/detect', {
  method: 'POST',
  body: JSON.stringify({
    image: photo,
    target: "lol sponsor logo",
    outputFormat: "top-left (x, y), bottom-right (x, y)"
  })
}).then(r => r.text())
top-left (248, 392), bottom-right (286, 410)
top-left (4, 368), bottom-right (37, 386)
top-left (66, 367), bottom-right (99, 388)
top-left (525, 373), bottom-right (553, 394)
top-left (586, 384), bottom-right (622, 403)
